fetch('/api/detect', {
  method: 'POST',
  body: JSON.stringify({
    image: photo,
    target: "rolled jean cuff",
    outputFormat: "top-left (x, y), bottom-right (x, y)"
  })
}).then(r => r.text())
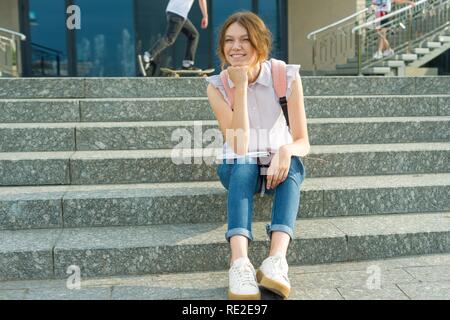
top-left (225, 228), bottom-right (253, 243)
top-left (265, 224), bottom-right (294, 240)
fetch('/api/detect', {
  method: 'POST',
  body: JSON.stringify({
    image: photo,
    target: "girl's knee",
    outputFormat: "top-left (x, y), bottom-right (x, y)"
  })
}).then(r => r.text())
top-left (217, 161), bottom-right (259, 190)
top-left (289, 156), bottom-right (306, 184)
top-left (217, 163), bottom-right (231, 189)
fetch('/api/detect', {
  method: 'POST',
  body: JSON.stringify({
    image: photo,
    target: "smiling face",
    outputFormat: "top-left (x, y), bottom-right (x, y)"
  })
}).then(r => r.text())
top-left (223, 22), bottom-right (257, 67)
top-left (217, 12), bottom-right (272, 70)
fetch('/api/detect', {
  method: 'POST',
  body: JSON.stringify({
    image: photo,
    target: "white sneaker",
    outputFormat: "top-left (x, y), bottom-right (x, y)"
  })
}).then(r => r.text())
top-left (143, 51), bottom-right (153, 63)
top-left (383, 49), bottom-right (395, 57)
top-left (256, 254), bottom-right (291, 299)
top-left (373, 51), bottom-right (383, 60)
top-left (228, 257), bottom-right (261, 300)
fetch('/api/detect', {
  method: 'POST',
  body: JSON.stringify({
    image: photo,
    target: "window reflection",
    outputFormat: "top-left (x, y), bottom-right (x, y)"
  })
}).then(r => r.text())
top-left (26, 0), bottom-right (286, 77)
top-left (29, 0), bottom-right (67, 76)
top-left (75, 0), bottom-right (135, 77)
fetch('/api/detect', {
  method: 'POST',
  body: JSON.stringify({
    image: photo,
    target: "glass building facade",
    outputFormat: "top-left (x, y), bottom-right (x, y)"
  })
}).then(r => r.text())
top-left (23, 0), bottom-right (287, 77)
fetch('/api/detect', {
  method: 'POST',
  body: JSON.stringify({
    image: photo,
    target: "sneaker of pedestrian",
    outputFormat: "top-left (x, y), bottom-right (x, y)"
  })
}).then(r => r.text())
top-left (373, 50), bottom-right (383, 60)
top-left (137, 52), bottom-right (153, 77)
top-left (228, 257), bottom-right (261, 300)
top-left (256, 254), bottom-right (291, 299)
top-left (143, 51), bottom-right (153, 63)
top-left (182, 59), bottom-right (202, 72)
top-left (383, 48), bottom-right (395, 57)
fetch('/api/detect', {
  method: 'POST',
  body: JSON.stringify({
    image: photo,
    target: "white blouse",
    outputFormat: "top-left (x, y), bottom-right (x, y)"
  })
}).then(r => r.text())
top-left (206, 59), bottom-right (301, 159)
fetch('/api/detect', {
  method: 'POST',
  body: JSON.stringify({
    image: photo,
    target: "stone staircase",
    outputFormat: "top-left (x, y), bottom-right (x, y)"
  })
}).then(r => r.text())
top-left (0, 76), bottom-right (449, 282)
top-left (332, 27), bottom-right (450, 76)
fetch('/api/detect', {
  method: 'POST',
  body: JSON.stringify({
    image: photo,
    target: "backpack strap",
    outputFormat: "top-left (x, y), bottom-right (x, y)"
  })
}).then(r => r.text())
top-left (270, 58), bottom-right (290, 128)
top-left (219, 70), bottom-right (235, 110)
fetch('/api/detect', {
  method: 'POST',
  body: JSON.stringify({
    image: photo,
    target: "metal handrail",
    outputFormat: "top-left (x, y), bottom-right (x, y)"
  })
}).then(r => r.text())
top-left (31, 42), bottom-right (63, 55)
top-left (31, 43), bottom-right (63, 77)
top-left (352, 0), bottom-right (448, 75)
top-left (307, 8), bottom-right (369, 40)
top-left (0, 27), bottom-right (26, 41)
top-left (352, 0), bottom-right (427, 33)
top-left (307, 6), bottom-right (374, 75)
top-left (0, 27), bottom-right (26, 77)
top-left (307, 0), bottom-right (449, 75)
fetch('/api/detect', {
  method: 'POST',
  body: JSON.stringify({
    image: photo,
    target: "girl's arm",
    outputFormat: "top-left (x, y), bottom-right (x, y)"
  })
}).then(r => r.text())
top-left (280, 72), bottom-right (310, 158)
top-left (207, 80), bottom-right (250, 156)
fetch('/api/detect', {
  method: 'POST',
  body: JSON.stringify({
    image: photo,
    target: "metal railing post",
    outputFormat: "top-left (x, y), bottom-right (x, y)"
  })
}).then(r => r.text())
top-left (312, 37), bottom-right (317, 76)
top-left (57, 54), bottom-right (61, 76)
top-left (356, 30), bottom-right (362, 75)
top-left (407, 8), bottom-right (413, 53)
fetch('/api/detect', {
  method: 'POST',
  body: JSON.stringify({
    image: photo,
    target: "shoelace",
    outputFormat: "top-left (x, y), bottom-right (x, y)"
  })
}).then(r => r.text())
top-left (232, 263), bottom-right (257, 288)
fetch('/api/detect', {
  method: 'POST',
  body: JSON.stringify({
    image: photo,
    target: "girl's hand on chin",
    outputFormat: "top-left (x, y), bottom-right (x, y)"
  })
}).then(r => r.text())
top-left (227, 66), bottom-right (249, 86)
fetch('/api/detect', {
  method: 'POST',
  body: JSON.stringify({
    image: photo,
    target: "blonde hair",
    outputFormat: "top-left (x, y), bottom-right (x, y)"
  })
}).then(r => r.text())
top-left (217, 11), bottom-right (272, 70)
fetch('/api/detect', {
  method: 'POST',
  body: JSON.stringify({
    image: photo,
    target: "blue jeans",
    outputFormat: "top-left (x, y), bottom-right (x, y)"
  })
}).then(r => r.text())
top-left (217, 155), bottom-right (306, 242)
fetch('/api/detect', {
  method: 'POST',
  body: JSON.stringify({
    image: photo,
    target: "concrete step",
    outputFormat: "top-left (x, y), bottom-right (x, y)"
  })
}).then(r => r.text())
top-left (0, 212), bottom-right (448, 280)
top-left (2, 95), bottom-right (448, 123)
top-left (1, 77), bottom-right (450, 98)
top-left (0, 99), bottom-right (80, 123)
top-left (335, 63), bottom-right (357, 69)
top-left (1, 117), bottom-right (448, 152)
top-left (394, 54), bottom-right (418, 62)
top-left (2, 252), bottom-right (450, 299)
top-left (362, 67), bottom-right (392, 75)
top-left (0, 173), bottom-right (448, 230)
top-left (322, 67), bottom-right (392, 76)
top-left (408, 41), bottom-right (450, 68)
top-left (414, 48), bottom-right (430, 55)
top-left (320, 69), bottom-right (359, 76)
top-left (374, 60), bottom-right (406, 68)
top-left (423, 41), bottom-right (443, 49)
top-left (0, 143), bottom-right (448, 186)
top-left (385, 60), bottom-right (405, 68)
top-left (0, 151), bottom-right (72, 186)
top-left (438, 36), bottom-right (450, 43)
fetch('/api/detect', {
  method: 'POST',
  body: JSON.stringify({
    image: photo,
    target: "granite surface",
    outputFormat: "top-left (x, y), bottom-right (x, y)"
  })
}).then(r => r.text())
top-left (2, 252), bottom-right (450, 300)
top-left (0, 228), bottom-right (62, 280)
top-left (0, 124), bottom-right (75, 152)
top-left (80, 98), bottom-right (212, 122)
top-left (0, 152), bottom-right (72, 186)
top-left (0, 99), bottom-right (79, 123)
top-left (66, 144), bottom-right (450, 185)
top-left (1, 77), bottom-right (449, 99)
top-left (0, 78), bottom-right (84, 99)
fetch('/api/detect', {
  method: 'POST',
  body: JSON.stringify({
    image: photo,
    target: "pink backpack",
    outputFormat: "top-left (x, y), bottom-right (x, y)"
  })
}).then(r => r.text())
top-left (219, 58), bottom-right (290, 128)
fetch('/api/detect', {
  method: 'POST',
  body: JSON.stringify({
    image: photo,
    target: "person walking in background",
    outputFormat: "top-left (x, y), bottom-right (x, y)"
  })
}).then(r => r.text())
top-left (138, 0), bottom-right (208, 76)
top-left (206, 12), bottom-right (309, 300)
top-left (372, 0), bottom-right (416, 60)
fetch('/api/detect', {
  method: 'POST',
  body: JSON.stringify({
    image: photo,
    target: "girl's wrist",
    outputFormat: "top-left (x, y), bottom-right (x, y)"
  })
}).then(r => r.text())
top-left (279, 145), bottom-right (292, 158)
top-left (235, 81), bottom-right (248, 89)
